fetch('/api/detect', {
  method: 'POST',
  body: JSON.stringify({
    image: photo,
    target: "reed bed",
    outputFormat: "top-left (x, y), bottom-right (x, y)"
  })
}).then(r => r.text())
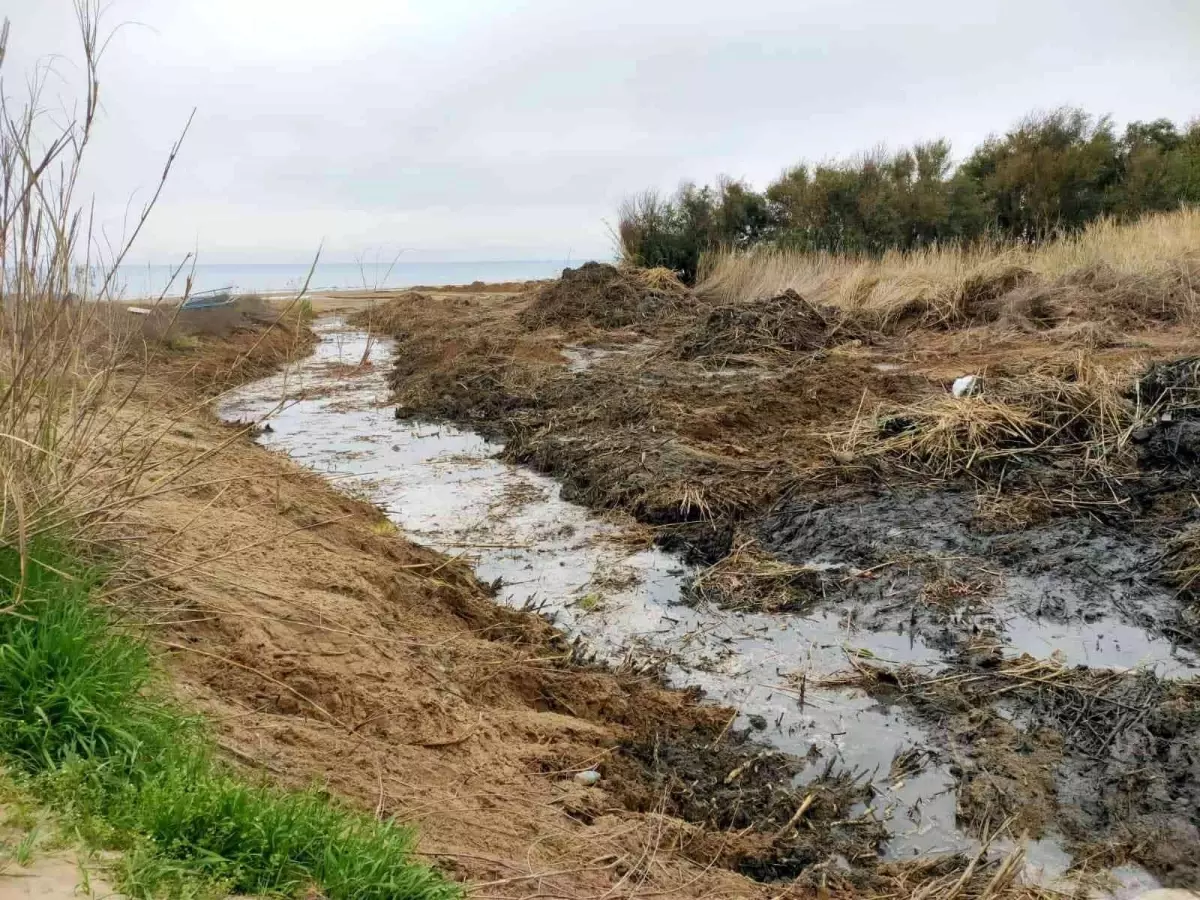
top-left (699, 209), bottom-right (1200, 330)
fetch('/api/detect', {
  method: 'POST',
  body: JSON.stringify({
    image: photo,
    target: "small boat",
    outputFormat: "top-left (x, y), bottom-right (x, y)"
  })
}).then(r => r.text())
top-left (180, 287), bottom-right (236, 310)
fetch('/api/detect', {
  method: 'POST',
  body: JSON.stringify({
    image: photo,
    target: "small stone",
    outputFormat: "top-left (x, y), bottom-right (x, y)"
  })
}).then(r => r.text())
top-left (574, 769), bottom-right (601, 787)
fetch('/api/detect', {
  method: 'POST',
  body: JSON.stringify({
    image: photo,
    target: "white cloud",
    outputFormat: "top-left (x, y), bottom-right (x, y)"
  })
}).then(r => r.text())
top-left (2, 0), bottom-right (1197, 263)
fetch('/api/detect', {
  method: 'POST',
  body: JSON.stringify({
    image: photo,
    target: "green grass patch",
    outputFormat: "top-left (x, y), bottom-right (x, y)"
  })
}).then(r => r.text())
top-left (0, 539), bottom-right (458, 900)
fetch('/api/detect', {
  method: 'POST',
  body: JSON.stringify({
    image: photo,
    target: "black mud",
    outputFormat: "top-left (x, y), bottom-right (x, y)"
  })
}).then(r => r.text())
top-left (755, 487), bottom-right (1200, 660)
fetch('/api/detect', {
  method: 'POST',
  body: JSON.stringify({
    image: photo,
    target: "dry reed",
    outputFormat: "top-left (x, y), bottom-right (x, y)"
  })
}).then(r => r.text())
top-left (832, 359), bottom-right (1143, 485)
top-left (0, 9), bottom-right (319, 559)
top-left (699, 209), bottom-right (1200, 329)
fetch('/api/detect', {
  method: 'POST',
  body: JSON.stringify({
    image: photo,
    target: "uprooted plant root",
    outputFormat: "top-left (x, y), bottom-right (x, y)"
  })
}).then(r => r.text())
top-left (827, 654), bottom-right (1200, 887)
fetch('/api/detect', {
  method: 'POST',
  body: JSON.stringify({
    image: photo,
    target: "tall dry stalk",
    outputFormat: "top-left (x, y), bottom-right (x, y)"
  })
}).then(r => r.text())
top-left (0, 4), bottom-right (193, 556)
top-left (698, 208), bottom-right (1200, 327)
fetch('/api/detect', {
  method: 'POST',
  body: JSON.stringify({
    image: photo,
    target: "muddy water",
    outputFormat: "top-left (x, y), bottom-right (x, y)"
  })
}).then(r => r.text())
top-left (219, 320), bottom-right (1161, 888)
top-left (762, 491), bottom-right (1200, 678)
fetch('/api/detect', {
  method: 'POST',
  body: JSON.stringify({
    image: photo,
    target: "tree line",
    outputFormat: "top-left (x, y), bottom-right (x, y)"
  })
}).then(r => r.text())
top-left (617, 108), bottom-right (1200, 282)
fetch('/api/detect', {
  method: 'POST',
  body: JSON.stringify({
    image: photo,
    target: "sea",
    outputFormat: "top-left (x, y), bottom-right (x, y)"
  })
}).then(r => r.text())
top-left (109, 260), bottom-right (583, 299)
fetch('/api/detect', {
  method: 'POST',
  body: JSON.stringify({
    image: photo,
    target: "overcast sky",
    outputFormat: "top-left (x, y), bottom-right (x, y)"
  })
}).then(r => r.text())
top-left (2, 0), bottom-right (1197, 264)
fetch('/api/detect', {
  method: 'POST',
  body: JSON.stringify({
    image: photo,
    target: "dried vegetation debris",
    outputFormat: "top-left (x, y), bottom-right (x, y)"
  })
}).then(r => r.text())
top-left (675, 289), bottom-right (842, 361)
top-left (839, 359), bottom-right (1138, 482)
top-left (519, 262), bottom-right (692, 330)
top-left (611, 729), bottom-right (885, 881)
top-left (832, 654), bottom-right (1200, 887)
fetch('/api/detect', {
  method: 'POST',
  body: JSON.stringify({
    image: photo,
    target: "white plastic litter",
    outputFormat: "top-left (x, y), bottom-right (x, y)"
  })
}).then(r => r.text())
top-left (951, 375), bottom-right (981, 398)
top-left (574, 769), bottom-right (601, 786)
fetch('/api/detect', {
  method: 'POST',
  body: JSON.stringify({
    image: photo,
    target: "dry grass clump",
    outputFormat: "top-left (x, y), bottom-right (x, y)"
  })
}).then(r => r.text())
top-left (699, 208), bottom-right (1200, 331)
top-left (520, 261), bottom-right (691, 330)
top-left (674, 289), bottom-right (842, 361)
top-left (0, 11), bottom-right (312, 553)
top-left (686, 539), bottom-right (824, 611)
top-left (1165, 524), bottom-right (1200, 595)
top-left (835, 359), bottom-right (1141, 484)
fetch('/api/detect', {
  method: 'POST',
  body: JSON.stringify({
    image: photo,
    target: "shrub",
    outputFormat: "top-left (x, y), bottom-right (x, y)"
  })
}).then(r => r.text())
top-left (617, 108), bottom-right (1200, 277)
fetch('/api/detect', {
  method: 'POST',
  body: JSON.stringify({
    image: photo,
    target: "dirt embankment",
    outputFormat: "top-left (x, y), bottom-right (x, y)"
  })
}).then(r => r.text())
top-left (358, 257), bottom-right (1200, 886)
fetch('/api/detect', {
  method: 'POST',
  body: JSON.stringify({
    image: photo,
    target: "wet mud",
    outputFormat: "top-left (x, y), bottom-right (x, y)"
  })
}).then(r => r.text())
top-left (855, 657), bottom-right (1200, 887)
top-left (759, 489), bottom-right (1200, 675)
top-left (613, 729), bottom-right (886, 881)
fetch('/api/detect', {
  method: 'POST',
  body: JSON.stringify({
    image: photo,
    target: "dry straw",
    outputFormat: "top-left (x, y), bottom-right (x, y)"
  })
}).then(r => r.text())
top-left (699, 208), bottom-right (1200, 330)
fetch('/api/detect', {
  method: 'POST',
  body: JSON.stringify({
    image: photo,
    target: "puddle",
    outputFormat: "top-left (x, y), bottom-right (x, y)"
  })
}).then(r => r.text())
top-left (217, 320), bottom-right (1168, 884)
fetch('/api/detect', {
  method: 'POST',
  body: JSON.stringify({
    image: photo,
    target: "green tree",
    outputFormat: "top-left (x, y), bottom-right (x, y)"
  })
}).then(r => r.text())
top-left (961, 108), bottom-right (1121, 238)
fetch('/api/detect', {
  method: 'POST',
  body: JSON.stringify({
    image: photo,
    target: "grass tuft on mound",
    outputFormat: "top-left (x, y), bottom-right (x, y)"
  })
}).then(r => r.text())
top-left (0, 539), bottom-right (458, 900)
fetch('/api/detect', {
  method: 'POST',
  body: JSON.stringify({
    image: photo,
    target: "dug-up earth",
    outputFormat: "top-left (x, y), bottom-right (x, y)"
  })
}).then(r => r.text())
top-left (344, 259), bottom-right (1200, 889)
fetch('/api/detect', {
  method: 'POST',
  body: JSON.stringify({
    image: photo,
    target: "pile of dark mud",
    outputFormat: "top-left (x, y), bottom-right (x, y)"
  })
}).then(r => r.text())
top-left (1130, 356), bottom-right (1200, 468)
top-left (674, 289), bottom-right (845, 360)
top-left (519, 262), bottom-right (692, 329)
top-left (855, 655), bottom-right (1200, 887)
top-left (608, 728), bottom-right (884, 881)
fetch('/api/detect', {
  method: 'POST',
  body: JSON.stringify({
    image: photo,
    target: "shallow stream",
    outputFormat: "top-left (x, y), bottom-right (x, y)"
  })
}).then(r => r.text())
top-left (219, 319), bottom-right (1169, 893)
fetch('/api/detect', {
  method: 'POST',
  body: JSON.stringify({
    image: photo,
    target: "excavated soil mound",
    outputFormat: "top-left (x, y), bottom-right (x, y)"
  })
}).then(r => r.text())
top-left (675, 290), bottom-right (839, 360)
top-left (520, 262), bottom-right (692, 330)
